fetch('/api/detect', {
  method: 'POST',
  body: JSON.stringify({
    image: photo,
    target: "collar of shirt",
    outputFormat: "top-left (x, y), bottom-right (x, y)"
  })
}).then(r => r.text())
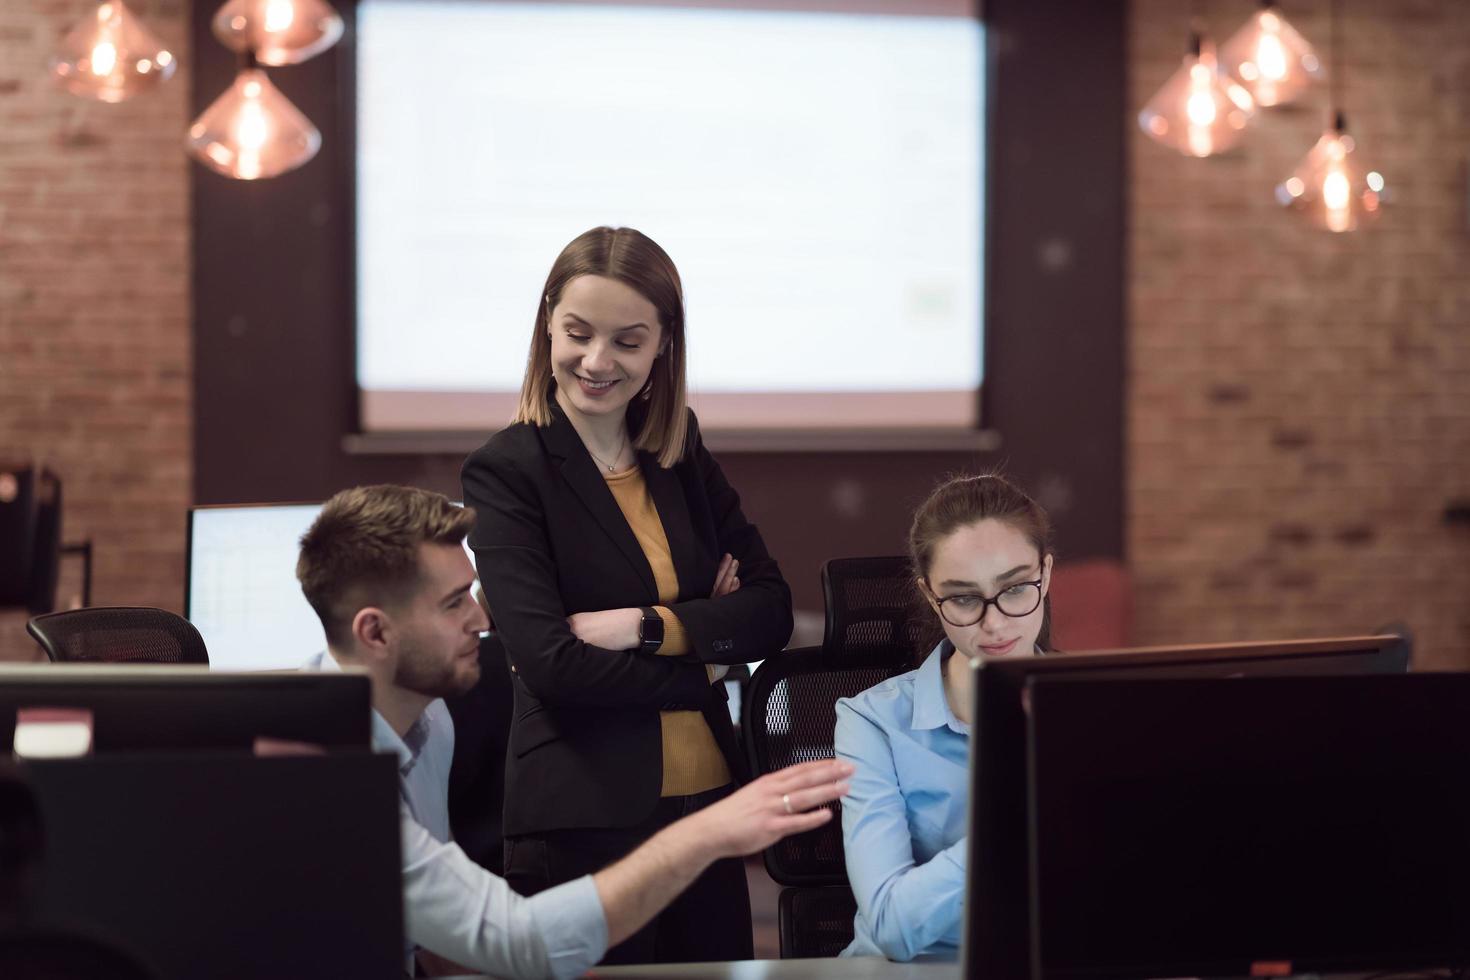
top-left (312, 649), bottom-right (429, 776)
top-left (910, 640), bottom-right (969, 737)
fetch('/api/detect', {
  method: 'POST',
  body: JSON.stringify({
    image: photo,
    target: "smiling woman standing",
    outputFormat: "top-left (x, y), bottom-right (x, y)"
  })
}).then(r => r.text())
top-left (460, 227), bottom-right (792, 965)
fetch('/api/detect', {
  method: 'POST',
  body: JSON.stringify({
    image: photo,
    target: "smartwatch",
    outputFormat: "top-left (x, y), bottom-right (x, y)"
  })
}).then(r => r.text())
top-left (638, 606), bottom-right (664, 654)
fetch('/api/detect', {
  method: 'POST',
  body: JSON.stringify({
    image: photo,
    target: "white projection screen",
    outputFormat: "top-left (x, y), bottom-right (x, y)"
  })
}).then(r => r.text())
top-left (357, 0), bottom-right (985, 431)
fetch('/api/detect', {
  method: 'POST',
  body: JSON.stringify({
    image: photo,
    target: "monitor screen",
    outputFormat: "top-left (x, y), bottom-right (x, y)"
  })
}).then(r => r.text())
top-left (0, 664), bottom-right (372, 753)
top-left (960, 634), bottom-right (1412, 979)
top-left (1027, 673), bottom-right (1470, 978)
top-left (186, 503), bottom-right (479, 670)
top-left (27, 752), bottom-right (403, 980)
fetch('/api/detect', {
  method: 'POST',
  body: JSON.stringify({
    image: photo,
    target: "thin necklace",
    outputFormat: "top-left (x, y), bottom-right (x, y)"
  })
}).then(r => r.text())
top-left (586, 427), bottom-right (628, 473)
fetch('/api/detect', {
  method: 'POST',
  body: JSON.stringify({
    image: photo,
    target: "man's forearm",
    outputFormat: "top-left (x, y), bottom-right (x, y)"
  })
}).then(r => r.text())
top-left (592, 817), bottom-right (719, 947)
top-left (588, 757), bottom-right (856, 952)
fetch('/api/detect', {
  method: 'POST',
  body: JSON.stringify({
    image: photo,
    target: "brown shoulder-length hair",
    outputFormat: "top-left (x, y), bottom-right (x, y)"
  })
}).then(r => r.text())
top-left (907, 472), bottom-right (1056, 657)
top-left (513, 227), bottom-right (689, 468)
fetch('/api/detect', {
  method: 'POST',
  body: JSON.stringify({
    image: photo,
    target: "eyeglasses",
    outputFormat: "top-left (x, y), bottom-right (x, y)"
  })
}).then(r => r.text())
top-left (926, 578), bottom-right (1044, 628)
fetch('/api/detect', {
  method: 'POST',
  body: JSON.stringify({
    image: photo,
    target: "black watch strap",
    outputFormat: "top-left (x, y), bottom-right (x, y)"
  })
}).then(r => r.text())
top-left (638, 606), bottom-right (664, 654)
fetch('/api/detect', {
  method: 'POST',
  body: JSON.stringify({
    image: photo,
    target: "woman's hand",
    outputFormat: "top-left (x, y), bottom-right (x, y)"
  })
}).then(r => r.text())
top-left (711, 553), bottom-right (741, 598)
top-left (566, 608), bottom-right (643, 651)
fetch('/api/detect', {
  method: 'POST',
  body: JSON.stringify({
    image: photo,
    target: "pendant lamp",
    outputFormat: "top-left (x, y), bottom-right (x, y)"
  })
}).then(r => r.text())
top-left (1274, 0), bottom-right (1384, 231)
top-left (211, 0), bottom-right (344, 67)
top-left (1139, 33), bottom-right (1256, 158)
top-left (186, 54), bottom-right (321, 180)
top-left (1219, 2), bottom-right (1323, 108)
top-left (1275, 111), bottom-right (1384, 232)
top-left (50, 0), bottom-right (176, 103)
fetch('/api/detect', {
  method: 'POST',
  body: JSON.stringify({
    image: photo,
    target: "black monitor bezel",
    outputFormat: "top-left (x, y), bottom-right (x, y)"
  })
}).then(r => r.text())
top-left (0, 663), bottom-right (373, 754)
top-left (961, 633), bottom-right (1411, 979)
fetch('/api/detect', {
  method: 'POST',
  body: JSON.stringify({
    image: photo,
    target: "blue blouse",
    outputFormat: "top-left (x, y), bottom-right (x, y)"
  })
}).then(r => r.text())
top-left (834, 641), bottom-right (969, 961)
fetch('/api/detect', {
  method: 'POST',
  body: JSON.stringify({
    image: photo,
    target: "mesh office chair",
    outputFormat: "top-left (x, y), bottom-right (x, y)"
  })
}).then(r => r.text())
top-left (743, 646), bottom-right (911, 957)
top-left (820, 556), bottom-right (925, 662)
top-left (26, 607), bottom-right (209, 665)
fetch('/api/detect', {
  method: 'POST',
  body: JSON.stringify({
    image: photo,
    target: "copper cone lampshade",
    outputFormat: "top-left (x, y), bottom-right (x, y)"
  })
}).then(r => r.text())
top-left (1219, 3), bottom-right (1323, 108)
top-left (50, 0), bottom-right (177, 103)
top-left (1275, 112), bottom-right (1385, 233)
top-left (1139, 36), bottom-right (1256, 158)
top-left (211, 0), bottom-right (344, 67)
top-left (186, 67), bottom-right (321, 180)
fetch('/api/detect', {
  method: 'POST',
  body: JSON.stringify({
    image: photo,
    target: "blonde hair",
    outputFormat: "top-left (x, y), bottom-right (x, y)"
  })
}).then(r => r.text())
top-left (296, 485), bottom-right (476, 647)
top-left (513, 227), bottom-right (689, 468)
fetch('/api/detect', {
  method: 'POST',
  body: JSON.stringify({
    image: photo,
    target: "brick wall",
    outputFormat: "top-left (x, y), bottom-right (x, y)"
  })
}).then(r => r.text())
top-left (1129, 0), bottom-right (1470, 667)
top-left (0, 0), bottom-right (191, 660)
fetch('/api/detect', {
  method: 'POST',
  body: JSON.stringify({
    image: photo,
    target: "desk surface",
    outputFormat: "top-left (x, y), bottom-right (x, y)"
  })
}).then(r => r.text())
top-left (463, 957), bottom-right (958, 979)
top-left (589, 959), bottom-right (956, 979)
top-left (456, 960), bottom-right (1405, 980)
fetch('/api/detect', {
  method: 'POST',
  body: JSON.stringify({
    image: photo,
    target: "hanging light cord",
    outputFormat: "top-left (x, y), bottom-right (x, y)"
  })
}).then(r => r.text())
top-left (1331, 0), bottom-right (1346, 131)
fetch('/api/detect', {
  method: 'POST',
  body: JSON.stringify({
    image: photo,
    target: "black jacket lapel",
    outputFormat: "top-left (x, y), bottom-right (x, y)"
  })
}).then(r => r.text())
top-left (540, 400), bottom-right (658, 600)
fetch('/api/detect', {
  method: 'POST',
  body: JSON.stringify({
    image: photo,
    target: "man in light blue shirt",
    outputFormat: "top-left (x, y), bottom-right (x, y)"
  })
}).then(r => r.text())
top-left (297, 485), bottom-right (852, 979)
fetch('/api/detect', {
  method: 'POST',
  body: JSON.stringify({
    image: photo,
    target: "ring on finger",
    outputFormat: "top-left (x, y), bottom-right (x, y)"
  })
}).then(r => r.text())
top-left (781, 793), bottom-right (793, 815)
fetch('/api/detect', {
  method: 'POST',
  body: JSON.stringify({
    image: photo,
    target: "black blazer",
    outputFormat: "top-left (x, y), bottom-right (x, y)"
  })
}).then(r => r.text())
top-left (461, 401), bottom-right (793, 836)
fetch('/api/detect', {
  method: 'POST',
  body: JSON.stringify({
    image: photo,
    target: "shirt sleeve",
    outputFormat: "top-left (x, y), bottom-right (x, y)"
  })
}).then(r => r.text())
top-left (399, 805), bottom-right (608, 980)
top-left (834, 698), bottom-right (966, 962)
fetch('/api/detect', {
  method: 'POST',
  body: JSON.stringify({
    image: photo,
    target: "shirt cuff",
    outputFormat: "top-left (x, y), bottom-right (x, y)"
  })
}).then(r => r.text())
top-left (525, 874), bottom-right (609, 980)
top-left (653, 606), bottom-right (690, 656)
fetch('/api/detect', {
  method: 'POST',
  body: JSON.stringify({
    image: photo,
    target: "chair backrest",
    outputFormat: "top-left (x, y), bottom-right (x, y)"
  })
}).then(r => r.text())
top-left (26, 608), bottom-right (209, 665)
top-left (777, 885), bottom-right (858, 958)
top-left (820, 556), bottom-right (922, 661)
top-left (743, 646), bottom-right (911, 885)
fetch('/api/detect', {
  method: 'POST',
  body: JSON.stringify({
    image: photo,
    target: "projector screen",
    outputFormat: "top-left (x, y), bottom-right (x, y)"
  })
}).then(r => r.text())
top-left (356, 0), bottom-right (985, 431)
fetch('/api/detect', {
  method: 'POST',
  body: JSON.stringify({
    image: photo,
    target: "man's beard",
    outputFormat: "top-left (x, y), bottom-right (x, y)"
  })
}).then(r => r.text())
top-left (394, 642), bottom-right (478, 699)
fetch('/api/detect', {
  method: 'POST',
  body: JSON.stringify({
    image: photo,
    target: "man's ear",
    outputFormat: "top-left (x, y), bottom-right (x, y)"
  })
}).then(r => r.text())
top-left (350, 606), bottom-right (393, 665)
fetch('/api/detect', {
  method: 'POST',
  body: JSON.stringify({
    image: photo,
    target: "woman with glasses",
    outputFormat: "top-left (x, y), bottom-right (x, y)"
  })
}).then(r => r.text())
top-left (834, 473), bottom-right (1053, 961)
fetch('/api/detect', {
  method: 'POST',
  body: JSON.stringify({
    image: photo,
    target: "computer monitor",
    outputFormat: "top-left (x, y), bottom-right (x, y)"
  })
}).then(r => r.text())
top-left (1026, 672), bottom-right (1470, 978)
top-left (27, 752), bottom-right (403, 980)
top-left (961, 634), bottom-right (1411, 979)
top-left (0, 664), bottom-right (372, 753)
top-left (186, 501), bottom-right (479, 670)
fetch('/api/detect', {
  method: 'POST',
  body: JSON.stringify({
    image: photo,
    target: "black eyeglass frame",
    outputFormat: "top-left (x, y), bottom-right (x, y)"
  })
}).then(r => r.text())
top-left (924, 577), bottom-right (1045, 628)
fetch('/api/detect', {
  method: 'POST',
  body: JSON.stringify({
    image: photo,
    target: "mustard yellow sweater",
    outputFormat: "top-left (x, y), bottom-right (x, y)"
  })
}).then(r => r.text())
top-left (604, 466), bottom-right (731, 797)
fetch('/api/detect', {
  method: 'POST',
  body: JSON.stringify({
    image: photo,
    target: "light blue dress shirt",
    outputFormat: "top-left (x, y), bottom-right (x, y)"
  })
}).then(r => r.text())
top-left (834, 641), bottom-right (969, 961)
top-left (311, 650), bottom-right (608, 978)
